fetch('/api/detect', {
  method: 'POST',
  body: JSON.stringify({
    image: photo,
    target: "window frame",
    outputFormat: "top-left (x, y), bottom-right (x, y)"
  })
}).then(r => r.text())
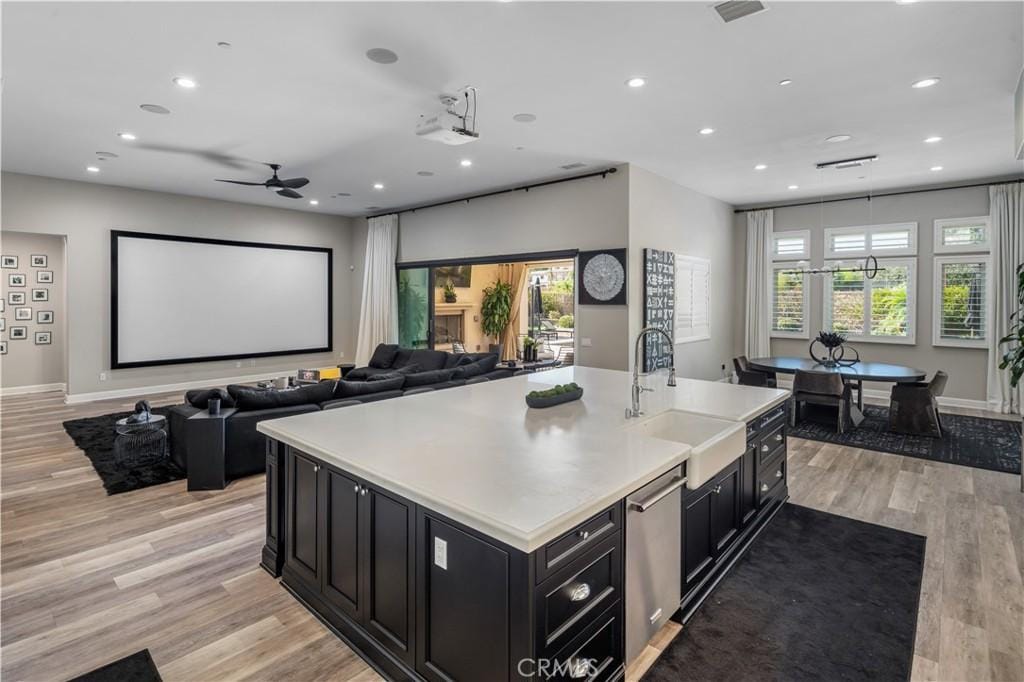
top-left (823, 222), bottom-right (918, 259)
top-left (771, 229), bottom-right (811, 261)
top-left (933, 216), bottom-right (991, 254)
top-left (932, 254), bottom-right (990, 349)
top-left (770, 263), bottom-right (810, 339)
top-left (822, 256), bottom-right (917, 345)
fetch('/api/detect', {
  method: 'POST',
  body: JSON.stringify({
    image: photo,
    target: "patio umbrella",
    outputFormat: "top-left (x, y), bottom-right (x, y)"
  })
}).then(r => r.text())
top-left (530, 279), bottom-right (543, 338)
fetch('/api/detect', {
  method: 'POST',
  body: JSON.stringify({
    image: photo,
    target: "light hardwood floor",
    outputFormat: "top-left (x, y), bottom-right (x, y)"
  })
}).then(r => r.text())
top-left (2, 391), bottom-right (1022, 681)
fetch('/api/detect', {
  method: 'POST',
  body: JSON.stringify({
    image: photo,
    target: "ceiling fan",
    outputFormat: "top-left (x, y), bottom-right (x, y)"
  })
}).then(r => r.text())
top-left (216, 163), bottom-right (309, 199)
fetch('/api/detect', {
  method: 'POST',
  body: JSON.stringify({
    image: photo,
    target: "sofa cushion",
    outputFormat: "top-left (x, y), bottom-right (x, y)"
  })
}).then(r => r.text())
top-left (444, 353), bottom-right (475, 369)
top-left (369, 344), bottom-right (400, 369)
top-left (451, 361), bottom-right (486, 380)
top-left (184, 387), bottom-right (235, 409)
top-left (466, 353), bottom-right (500, 373)
top-left (403, 368), bottom-right (455, 388)
top-left (227, 381), bottom-right (336, 410)
top-left (407, 349), bottom-right (449, 372)
top-left (334, 376), bottom-right (406, 398)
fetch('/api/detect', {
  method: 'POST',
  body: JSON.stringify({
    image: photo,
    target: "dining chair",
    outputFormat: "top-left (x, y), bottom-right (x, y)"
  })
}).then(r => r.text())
top-left (452, 340), bottom-right (467, 354)
top-left (789, 370), bottom-right (853, 434)
top-left (555, 346), bottom-right (575, 366)
top-left (888, 371), bottom-right (948, 437)
top-left (733, 356), bottom-right (777, 388)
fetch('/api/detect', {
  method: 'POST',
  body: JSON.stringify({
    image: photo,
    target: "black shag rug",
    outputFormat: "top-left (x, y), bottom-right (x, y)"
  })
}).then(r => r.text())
top-left (69, 649), bottom-right (162, 681)
top-left (63, 407), bottom-right (183, 495)
top-left (789, 404), bottom-right (1022, 475)
top-left (643, 504), bottom-right (925, 682)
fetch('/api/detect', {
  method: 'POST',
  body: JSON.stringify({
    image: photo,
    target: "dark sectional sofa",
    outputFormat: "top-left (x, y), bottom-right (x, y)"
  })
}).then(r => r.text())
top-left (167, 346), bottom-right (513, 483)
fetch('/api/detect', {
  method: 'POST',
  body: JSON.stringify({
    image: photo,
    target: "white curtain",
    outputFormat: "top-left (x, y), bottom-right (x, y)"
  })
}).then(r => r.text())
top-left (987, 183), bottom-right (1024, 415)
top-left (354, 214), bottom-right (400, 366)
top-left (745, 209), bottom-right (773, 358)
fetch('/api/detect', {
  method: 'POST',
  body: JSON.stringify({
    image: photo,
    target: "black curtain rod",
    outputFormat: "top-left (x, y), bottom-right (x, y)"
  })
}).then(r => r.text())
top-left (367, 167), bottom-right (618, 219)
top-left (734, 177), bottom-right (1023, 214)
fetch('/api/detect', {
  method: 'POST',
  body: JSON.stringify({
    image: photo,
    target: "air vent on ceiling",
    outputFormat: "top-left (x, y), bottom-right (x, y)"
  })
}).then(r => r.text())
top-left (559, 162), bottom-right (587, 170)
top-left (713, 0), bottom-right (767, 23)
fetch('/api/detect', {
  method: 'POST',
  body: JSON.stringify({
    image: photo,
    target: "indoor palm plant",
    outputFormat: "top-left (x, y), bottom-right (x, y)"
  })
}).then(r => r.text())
top-left (481, 280), bottom-right (513, 356)
top-left (997, 262), bottom-right (1024, 492)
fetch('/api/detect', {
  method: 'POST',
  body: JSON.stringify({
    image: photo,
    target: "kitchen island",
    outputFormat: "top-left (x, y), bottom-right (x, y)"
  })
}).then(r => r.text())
top-left (258, 367), bottom-right (789, 681)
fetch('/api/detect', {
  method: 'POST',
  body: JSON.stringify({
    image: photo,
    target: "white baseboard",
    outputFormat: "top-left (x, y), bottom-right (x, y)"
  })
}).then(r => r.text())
top-left (1, 382), bottom-right (67, 397)
top-left (64, 372), bottom-right (285, 405)
top-left (774, 377), bottom-right (990, 411)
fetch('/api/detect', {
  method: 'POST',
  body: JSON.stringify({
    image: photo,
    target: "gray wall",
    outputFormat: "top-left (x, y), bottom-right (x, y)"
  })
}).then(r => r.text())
top-left (627, 165), bottom-right (737, 381)
top-left (1, 172), bottom-right (359, 398)
top-left (0, 231), bottom-right (66, 389)
top-left (395, 167), bottom-right (630, 370)
top-left (734, 184), bottom-right (992, 402)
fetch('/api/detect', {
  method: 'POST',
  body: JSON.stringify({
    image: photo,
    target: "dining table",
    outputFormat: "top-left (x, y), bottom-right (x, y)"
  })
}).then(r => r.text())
top-left (747, 356), bottom-right (927, 426)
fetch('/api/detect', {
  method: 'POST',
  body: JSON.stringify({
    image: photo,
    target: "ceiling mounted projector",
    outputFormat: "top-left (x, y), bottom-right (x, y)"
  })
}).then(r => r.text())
top-left (416, 87), bottom-right (479, 146)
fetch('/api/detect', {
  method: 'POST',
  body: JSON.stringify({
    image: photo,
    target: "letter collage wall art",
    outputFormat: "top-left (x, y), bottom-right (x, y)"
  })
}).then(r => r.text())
top-left (1, 253), bottom-right (55, 353)
top-left (642, 248), bottom-right (674, 372)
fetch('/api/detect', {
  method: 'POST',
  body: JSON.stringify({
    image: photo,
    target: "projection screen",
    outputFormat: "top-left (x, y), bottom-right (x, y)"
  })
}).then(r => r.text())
top-left (112, 231), bottom-right (332, 369)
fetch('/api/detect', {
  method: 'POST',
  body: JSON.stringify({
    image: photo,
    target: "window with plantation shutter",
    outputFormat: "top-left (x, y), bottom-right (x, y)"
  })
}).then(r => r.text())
top-left (933, 217), bottom-right (990, 254)
top-left (825, 223), bottom-right (917, 258)
top-left (772, 230), bottom-right (810, 260)
top-left (933, 256), bottom-right (989, 348)
top-left (771, 265), bottom-right (807, 338)
top-left (823, 257), bottom-right (916, 343)
top-left (675, 255), bottom-right (710, 344)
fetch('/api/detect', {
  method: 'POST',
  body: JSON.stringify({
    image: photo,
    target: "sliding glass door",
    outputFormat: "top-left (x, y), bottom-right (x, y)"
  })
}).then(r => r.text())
top-left (397, 268), bottom-right (431, 348)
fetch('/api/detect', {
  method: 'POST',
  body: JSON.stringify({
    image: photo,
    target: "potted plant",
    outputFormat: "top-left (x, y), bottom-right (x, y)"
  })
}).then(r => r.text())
top-left (443, 278), bottom-right (457, 304)
top-left (481, 280), bottom-right (513, 357)
top-left (997, 261), bottom-right (1024, 492)
top-left (522, 336), bottom-right (537, 362)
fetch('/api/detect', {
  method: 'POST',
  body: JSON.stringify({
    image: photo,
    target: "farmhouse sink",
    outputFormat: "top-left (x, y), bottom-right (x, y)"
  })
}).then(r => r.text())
top-left (628, 410), bottom-right (746, 489)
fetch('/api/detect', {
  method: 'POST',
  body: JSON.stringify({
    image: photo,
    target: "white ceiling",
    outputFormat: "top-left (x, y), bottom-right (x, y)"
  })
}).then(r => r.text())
top-left (3, 1), bottom-right (1022, 217)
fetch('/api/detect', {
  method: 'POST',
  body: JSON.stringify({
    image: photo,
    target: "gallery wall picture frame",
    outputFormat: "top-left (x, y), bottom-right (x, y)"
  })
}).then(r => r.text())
top-left (0, 299), bottom-right (4, 312)
top-left (2, 256), bottom-right (17, 269)
top-left (37, 310), bottom-right (54, 324)
top-left (34, 331), bottom-right (52, 345)
top-left (578, 248), bottom-right (628, 305)
top-left (30, 255), bottom-right (48, 268)
top-left (642, 248), bottom-right (676, 372)
top-left (8, 273), bottom-right (26, 287)
top-left (9, 292), bottom-right (25, 305)
top-left (15, 307), bottom-right (31, 321)
top-left (36, 271), bottom-right (53, 284)
top-left (10, 326), bottom-right (27, 340)
top-left (0, 341), bottom-right (6, 354)
top-left (31, 289), bottom-right (48, 302)
top-left (0, 318), bottom-right (5, 332)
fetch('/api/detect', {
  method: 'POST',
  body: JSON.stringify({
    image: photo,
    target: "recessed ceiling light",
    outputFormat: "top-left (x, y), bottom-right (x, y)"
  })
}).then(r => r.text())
top-left (788, 184), bottom-right (799, 190)
top-left (117, 132), bottom-right (137, 141)
top-left (309, 199), bottom-right (319, 206)
top-left (754, 164), bottom-right (767, 170)
top-left (826, 134), bottom-right (852, 143)
top-left (139, 103), bottom-right (170, 115)
top-left (626, 77), bottom-right (646, 88)
top-left (86, 166), bottom-right (100, 173)
top-left (460, 159), bottom-right (473, 167)
top-left (930, 165), bottom-right (943, 171)
top-left (924, 136), bottom-right (942, 144)
top-left (173, 76), bottom-right (197, 88)
top-left (365, 48), bottom-right (398, 64)
top-left (416, 171), bottom-right (434, 177)
top-left (778, 79), bottom-right (793, 86)
top-left (512, 113), bottom-right (537, 123)
top-left (699, 127), bottom-right (715, 135)
top-left (912, 77), bottom-right (940, 89)
top-left (96, 151), bottom-right (119, 159)
top-left (373, 183), bottom-right (384, 190)
top-left (217, 41), bottom-right (232, 49)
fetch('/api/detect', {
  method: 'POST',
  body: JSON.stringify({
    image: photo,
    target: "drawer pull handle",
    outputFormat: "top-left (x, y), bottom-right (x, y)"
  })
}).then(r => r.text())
top-left (760, 483), bottom-right (769, 492)
top-left (578, 530), bottom-right (590, 540)
top-left (313, 464), bottom-right (320, 473)
top-left (353, 484), bottom-right (360, 493)
top-left (569, 583), bottom-right (591, 602)
top-left (774, 434), bottom-right (783, 442)
top-left (761, 444), bottom-right (770, 453)
top-left (360, 487), bottom-right (368, 496)
top-left (775, 469), bottom-right (783, 479)
top-left (713, 485), bottom-right (722, 495)
top-left (568, 659), bottom-right (591, 679)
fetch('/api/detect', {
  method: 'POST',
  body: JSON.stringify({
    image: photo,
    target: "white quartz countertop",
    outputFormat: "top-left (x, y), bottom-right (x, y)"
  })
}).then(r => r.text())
top-left (257, 366), bottom-right (788, 552)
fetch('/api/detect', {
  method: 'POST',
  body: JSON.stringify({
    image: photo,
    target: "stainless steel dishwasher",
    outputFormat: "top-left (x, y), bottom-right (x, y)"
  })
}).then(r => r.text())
top-left (625, 464), bottom-right (685, 665)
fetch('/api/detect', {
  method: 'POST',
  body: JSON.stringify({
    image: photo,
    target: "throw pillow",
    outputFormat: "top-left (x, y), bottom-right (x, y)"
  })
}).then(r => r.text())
top-left (227, 381), bottom-right (336, 410)
top-left (451, 361), bottom-right (485, 380)
top-left (369, 344), bottom-right (400, 369)
top-left (335, 376), bottom-right (406, 398)
top-left (185, 387), bottom-right (235, 409)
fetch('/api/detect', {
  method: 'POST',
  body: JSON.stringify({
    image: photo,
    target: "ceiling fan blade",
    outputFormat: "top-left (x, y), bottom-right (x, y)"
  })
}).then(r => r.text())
top-left (279, 177), bottom-right (309, 189)
top-left (277, 188), bottom-right (302, 199)
top-left (215, 179), bottom-right (265, 186)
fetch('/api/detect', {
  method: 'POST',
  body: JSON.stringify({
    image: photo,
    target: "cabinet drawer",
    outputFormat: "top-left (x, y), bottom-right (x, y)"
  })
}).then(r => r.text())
top-left (758, 451), bottom-right (787, 505)
top-left (547, 602), bottom-right (622, 682)
top-left (757, 422), bottom-right (786, 465)
top-left (536, 503), bottom-right (622, 583)
top-left (537, 533), bottom-right (622, 656)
